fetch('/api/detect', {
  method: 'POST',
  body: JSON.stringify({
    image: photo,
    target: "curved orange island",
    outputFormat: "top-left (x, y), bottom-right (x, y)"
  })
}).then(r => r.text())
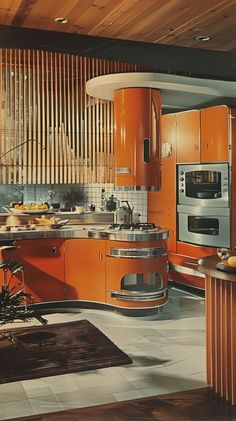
top-left (198, 255), bottom-right (236, 405)
top-left (0, 224), bottom-right (169, 317)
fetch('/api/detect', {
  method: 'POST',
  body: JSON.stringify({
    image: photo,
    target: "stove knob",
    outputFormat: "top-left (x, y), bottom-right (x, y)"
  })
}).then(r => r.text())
top-left (180, 188), bottom-right (184, 193)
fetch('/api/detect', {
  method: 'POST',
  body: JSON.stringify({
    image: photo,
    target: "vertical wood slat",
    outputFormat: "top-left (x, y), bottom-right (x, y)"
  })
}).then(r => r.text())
top-left (36, 50), bottom-right (41, 184)
top-left (41, 51), bottom-right (46, 184)
top-left (15, 50), bottom-right (20, 183)
top-left (27, 49), bottom-right (32, 184)
top-left (67, 54), bottom-right (71, 184)
top-left (79, 56), bottom-right (83, 184)
top-left (32, 50), bottom-right (37, 184)
top-left (231, 283), bottom-right (236, 404)
top-left (8, 49), bottom-right (13, 184)
top-left (62, 54), bottom-right (67, 184)
top-left (71, 54), bottom-right (75, 184)
top-left (45, 51), bottom-right (50, 184)
top-left (50, 52), bottom-right (55, 184)
top-left (2, 49), bottom-right (7, 183)
top-left (75, 55), bottom-right (79, 184)
top-left (13, 49), bottom-right (17, 183)
top-left (206, 276), bottom-right (236, 405)
top-left (54, 53), bottom-right (59, 184)
top-left (23, 50), bottom-right (27, 185)
top-left (0, 50), bottom-right (2, 179)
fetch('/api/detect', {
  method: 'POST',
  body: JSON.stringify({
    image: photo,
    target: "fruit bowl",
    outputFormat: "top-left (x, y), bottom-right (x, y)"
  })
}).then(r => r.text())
top-left (10, 202), bottom-right (50, 214)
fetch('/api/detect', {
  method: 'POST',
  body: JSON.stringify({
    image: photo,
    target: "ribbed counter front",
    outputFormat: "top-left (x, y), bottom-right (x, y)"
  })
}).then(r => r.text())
top-left (198, 255), bottom-right (236, 405)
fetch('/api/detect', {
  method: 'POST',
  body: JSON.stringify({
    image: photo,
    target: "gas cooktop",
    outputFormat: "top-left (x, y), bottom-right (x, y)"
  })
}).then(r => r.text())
top-left (108, 223), bottom-right (160, 232)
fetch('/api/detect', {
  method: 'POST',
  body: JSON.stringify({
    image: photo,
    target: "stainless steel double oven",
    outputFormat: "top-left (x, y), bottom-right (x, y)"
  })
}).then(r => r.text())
top-left (177, 163), bottom-right (230, 248)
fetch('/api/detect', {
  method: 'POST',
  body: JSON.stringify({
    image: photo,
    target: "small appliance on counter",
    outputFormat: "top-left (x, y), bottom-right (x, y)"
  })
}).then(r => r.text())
top-left (114, 201), bottom-right (135, 224)
top-left (103, 195), bottom-right (119, 212)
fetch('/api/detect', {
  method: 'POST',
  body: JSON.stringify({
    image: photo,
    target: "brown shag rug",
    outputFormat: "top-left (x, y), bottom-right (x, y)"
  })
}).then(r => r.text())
top-left (0, 319), bottom-right (132, 384)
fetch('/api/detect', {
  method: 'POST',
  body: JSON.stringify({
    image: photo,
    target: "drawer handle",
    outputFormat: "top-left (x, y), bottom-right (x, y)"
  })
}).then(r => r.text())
top-left (184, 261), bottom-right (198, 267)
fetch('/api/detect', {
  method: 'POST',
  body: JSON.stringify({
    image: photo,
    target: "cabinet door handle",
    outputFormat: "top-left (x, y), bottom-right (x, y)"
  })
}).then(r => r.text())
top-left (99, 251), bottom-right (103, 261)
top-left (143, 138), bottom-right (150, 163)
top-left (52, 246), bottom-right (57, 255)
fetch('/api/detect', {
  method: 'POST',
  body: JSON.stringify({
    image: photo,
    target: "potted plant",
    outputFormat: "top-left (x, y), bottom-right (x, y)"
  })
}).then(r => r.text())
top-left (0, 259), bottom-right (47, 326)
top-left (62, 187), bottom-right (86, 211)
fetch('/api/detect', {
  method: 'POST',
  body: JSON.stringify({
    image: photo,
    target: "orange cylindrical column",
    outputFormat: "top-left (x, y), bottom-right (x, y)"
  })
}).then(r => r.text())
top-left (114, 87), bottom-right (161, 190)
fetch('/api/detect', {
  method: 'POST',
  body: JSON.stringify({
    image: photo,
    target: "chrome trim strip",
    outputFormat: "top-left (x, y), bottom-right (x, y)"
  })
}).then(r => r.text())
top-left (177, 204), bottom-right (230, 216)
top-left (0, 224), bottom-right (169, 242)
top-left (106, 230), bottom-right (169, 242)
top-left (109, 247), bottom-right (166, 258)
top-left (169, 263), bottom-right (205, 278)
top-left (108, 288), bottom-right (168, 302)
top-left (115, 185), bottom-right (159, 191)
top-left (116, 167), bottom-right (131, 174)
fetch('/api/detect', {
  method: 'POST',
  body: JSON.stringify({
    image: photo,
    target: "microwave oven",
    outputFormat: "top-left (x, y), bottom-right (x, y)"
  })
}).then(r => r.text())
top-left (178, 163), bottom-right (229, 207)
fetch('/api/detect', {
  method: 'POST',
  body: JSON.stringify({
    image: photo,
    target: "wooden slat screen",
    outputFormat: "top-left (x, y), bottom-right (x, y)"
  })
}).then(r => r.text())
top-left (0, 49), bottom-right (140, 184)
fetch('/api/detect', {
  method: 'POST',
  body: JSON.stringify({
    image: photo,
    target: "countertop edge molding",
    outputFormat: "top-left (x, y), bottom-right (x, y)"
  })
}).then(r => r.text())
top-left (0, 225), bottom-right (169, 242)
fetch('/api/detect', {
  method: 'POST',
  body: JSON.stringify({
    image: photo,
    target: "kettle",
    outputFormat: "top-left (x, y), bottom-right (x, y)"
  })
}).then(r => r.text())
top-left (114, 201), bottom-right (133, 224)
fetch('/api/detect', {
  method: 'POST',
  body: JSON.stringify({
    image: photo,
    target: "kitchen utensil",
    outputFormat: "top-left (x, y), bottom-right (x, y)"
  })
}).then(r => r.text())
top-left (114, 201), bottom-right (133, 224)
top-left (51, 219), bottom-right (69, 229)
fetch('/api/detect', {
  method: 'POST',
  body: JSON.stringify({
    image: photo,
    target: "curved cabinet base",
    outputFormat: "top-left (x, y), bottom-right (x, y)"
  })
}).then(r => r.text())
top-left (29, 299), bottom-right (168, 318)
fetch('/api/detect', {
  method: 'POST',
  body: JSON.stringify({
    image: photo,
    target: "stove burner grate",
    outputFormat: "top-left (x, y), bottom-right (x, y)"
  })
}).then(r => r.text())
top-left (109, 223), bottom-right (158, 231)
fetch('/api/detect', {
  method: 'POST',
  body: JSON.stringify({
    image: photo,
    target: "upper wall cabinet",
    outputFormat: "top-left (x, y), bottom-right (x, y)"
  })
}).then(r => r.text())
top-left (176, 105), bottom-right (231, 164)
top-left (200, 105), bottom-right (230, 163)
top-left (176, 110), bottom-right (200, 163)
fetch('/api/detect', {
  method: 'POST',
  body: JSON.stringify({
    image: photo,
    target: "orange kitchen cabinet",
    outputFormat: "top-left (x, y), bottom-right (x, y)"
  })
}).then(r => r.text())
top-left (148, 208), bottom-right (176, 253)
top-left (148, 113), bottom-right (177, 252)
top-left (4, 239), bottom-right (65, 302)
top-left (0, 246), bottom-right (23, 294)
top-left (176, 109), bottom-right (200, 163)
top-left (114, 88), bottom-right (161, 189)
top-left (201, 105), bottom-right (229, 162)
top-left (169, 242), bottom-right (216, 290)
top-left (169, 252), bottom-right (205, 289)
top-left (105, 240), bottom-right (168, 309)
top-left (65, 239), bottom-right (106, 302)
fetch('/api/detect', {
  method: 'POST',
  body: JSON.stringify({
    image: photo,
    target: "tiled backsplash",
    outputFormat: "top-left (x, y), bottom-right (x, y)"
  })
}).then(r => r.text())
top-left (0, 184), bottom-right (148, 222)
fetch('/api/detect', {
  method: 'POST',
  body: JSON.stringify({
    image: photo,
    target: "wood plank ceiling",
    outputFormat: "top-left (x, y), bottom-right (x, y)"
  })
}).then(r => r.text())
top-left (0, 0), bottom-right (236, 53)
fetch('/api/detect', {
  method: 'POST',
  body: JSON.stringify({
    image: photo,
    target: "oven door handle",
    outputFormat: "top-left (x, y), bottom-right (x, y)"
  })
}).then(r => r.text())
top-left (107, 288), bottom-right (168, 302)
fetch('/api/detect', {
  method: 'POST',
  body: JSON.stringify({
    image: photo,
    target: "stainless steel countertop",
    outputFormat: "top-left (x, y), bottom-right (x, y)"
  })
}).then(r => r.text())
top-left (0, 225), bottom-right (169, 242)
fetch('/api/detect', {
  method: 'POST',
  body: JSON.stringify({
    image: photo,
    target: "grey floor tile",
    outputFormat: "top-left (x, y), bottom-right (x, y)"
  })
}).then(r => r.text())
top-left (0, 286), bottom-right (207, 420)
